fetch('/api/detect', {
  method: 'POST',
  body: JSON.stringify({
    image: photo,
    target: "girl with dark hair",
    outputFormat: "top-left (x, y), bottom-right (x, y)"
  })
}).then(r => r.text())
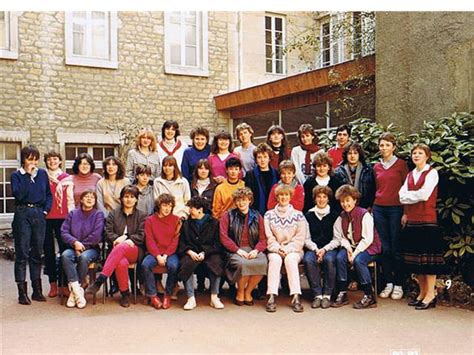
top-left (181, 126), bottom-right (211, 183)
top-left (208, 130), bottom-right (241, 184)
top-left (190, 159), bottom-right (216, 215)
top-left (333, 143), bottom-right (375, 209)
top-left (266, 125), bottom-right (291, 170)
top-left (157, 120), bottom-right (187, 167)
top-left (134, 165), bottom-right (155, 216)
top-left (125, 129), bottom-right (160, 182)
top-left (96, 156), bottom-right (131, 217)
top-left (328, 124), bottom-right (352, 168)
top-left (291, 123), bottom-right (321, 185)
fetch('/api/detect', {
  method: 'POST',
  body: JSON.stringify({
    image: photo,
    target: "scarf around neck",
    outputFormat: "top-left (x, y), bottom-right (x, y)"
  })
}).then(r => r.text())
top-left (344, 162), bottom-right (362, 191)
top-left (301, 143), bottom-right (320, 175)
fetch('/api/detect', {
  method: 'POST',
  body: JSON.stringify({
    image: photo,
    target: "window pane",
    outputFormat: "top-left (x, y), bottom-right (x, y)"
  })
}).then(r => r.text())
top-left (265, 30), bottom-right (271, 45)
top-left (282, 103), bottom-right (328, 133)
top-left (72, 14), bottom-right (86, 56)
top-left (169, 23), bottom-right (181, 45)
top-left (275, 18), bottom-right (282, 31)
top-left (91, 12), bottom-right (108, 59)
top-left (0, 12), bottom-right (6, 49)
top-left (4, 143), bottom-right (17, 160)
top-left (185, 25), bottom-right (196, 46)
top-left (265, 16), bottom-right (271, 30)
top-left (185, 46), bottom-right (197, 66)
top-left (169, 12), bottom-right (181, 24)
top-left (5, 168), bottom-right (16, 179)
top-left (266, 59), bottom-right (273, 73)
top-left (78, 147), bottom-right (87, 155)
top-left (170, 44), bottom-right (181, 65)
top-left (93, 147), bottom-right (104, 161)
top-left (276, 60), bottom-right (283, 74)
top-left (5, 182), bottom-right (11, 196)
top-left (65, 147), bottom-right (76, 160)
top-left (0, 144), bottom-right (4, 160)
top-left (6, 198), bottom-right (15, 213)
top-left (0, 184), bottom-right (4, 198)
top-left (185, 12), bottom-right (196, 25)
top-left (266, 45), bottom-right (272, 59)
top-left (233, 111), bottom-right (279, 138)
top-left (275, 32), bottom-right (283, 46)
top-left (275, 46), bottom-right (283, 60)
top-left (104, 147), bottom-right (115, 157)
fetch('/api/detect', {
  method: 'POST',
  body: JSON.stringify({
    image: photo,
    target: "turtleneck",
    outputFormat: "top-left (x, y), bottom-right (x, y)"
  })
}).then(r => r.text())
top-left (310, 205), bottom-right (331, 220)
top-left (196, 178), bottom-right (210, 195)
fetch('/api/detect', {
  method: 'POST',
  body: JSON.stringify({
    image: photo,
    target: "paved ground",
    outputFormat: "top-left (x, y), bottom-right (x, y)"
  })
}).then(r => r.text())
top-left (1, 258), bottom-right (472, 354)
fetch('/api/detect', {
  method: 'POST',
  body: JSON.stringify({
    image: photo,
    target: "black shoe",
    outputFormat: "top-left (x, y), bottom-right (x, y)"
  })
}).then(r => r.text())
top-left (415, 297), bottom-right (436, 310)
top-left (332, 292), bottom-right (349, 308)
top-left (109, 284), bottom-right (119, 296)
top-left (31, 279), bottom-right (46, 302)
top-left (292, 295), bottom-right (304, 313)
top-left (120, 290), bottom-right (130, 308)
top-left (321, 297), bottom-right (331, 309)
top-left (17, 282), bottom-right (31, 305)
top-left (311, 297), bottom-right (322, 309)
top-left (353, 294), bottom-right (377, 309)
top-left (251, 288), bottom-right (265, 301)
top-left (408, 298), bottom-right (423, 307)
top-left (86, 280), bottom-right (103, 295)
top-left (266, 294), bottom-right (277, 312)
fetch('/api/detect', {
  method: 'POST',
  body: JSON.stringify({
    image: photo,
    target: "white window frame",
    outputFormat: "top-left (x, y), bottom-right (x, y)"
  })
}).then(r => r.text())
top-left (0, 142), bottom-right (21, 218)
top-left (0, 11), bottom-right (19, 59)
top-left (164, 11), bottom-right (209, 77)
top-left (351, 12), bottom-right (376, 60)
top-left (65, 11), bottom-right (118, 69)
top-left (64, 144), bottom-right (118, 173)
top-left (319, 13), bottom-right (345, 68)
top-left (265, 14), bottom-right (286, 75)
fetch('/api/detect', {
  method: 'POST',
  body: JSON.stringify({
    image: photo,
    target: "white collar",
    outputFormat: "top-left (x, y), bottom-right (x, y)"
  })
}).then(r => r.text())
top-left (379, 156), bottom-right (398, 169)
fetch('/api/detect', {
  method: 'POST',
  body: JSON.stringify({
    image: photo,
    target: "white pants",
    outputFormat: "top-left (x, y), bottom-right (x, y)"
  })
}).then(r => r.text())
top-left (267, 252), bottom-right (303, 296)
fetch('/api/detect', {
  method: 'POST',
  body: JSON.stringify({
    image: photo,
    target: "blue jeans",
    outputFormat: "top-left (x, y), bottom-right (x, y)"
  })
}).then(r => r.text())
top-left (142, 254), bottom-right (179, 297)
top-left (303, 250), bottom-right (337, 297)
top-left (335, 249), bottom-right (374, 287)
top-left (373, 205), bottom-right (404, 285)
top-left (185, 272), bottom-right (221, 298)
top-left (61, 248), bottom-right (99, 283)
top-left (12, 207), bottom-right (46, 283)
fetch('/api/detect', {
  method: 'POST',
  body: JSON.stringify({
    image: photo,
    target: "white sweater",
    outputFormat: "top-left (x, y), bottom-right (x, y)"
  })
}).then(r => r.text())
top-left (153, 176), bottom-right (190, 218)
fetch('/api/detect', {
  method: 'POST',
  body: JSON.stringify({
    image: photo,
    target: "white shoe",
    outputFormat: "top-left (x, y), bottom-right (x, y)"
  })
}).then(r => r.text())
top-left (183, 296), bottom-right (196, 310)
top-left (66, 292), bottom-right (76, 308)
top-left (210, 295), bottom-right (224, 309)
top-left (379, 283), bottom-right (394, 298)
top-left (70, 281), bottom-right (87, 309)
top-left (391, 285), bottom-right (404, 300)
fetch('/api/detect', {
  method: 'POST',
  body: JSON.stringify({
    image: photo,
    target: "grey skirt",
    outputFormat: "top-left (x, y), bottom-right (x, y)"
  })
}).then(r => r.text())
top-left (225, 247), bottom-right (268, 283)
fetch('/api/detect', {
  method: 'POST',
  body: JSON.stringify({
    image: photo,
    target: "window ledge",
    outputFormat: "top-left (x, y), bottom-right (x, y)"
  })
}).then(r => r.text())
top-left (165, 64), bottom-right (209, 78)
top-left (66, 56), bottom-right (118, 69)
top-left (0, 49), bottom-right (18, 60)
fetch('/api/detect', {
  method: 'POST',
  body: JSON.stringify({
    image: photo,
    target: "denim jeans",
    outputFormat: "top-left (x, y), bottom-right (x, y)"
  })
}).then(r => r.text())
top-left (303, 249), bottom-right (337, 297)
top-left (61, 248), bottom-right (99, 283)
top-left (142, 254), bottom-right (179, 297)
top-left (373, 205), bottom-right (404, 285)
top-left (335, 249), bottom-right (374, 287)
top-left (44, 219), bottom-right (67, 283)
top-left (12, 207), bottom-right (46, 283)
top-left (185, 272), bottom-right (221, 298)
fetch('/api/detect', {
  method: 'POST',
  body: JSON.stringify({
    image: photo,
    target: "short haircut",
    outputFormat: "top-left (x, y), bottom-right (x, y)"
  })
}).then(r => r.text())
top-left (274, 184), bottom-right (295, 198)
top-left (232, 187), bottom-right (254, 204)
top-left (225, 157), bottom-right (242, 170)
top-left (120, 185), bottom-right (140, 202)
top-left (72, 153), bottom-right (95, 175)
top-left (20, 145), bottom-right (40, 166)
top-left (102, 156), bottom-right (126, 180)
top-left (43, 150), bottom-right (63, 165)
top-left (79, 189), bottom-right (97, 209)
top-left (155, 193), bottom-right (176, 212)
top-left (134, 164), bottom-right (152, 176)
top-left (253, 142), bottom-right (273, 160)
top-left (190, 126), bottom-right (210, 143)
top-left (191, 159), bottom-right (212, 187)
top-left (297, 123), bottom-right (316, 144)
top-left (312, 151), bottom-right (334, 175)
top-left (335, 184), bottom-right (361, 201)
top-left (161, 120), bottom-right (180, 139)
top-left (234, 123), bottom-right (254, 142)
top-left (161, 156), bottom-right (182, 180)
top-left (211, 130), bottom-right (234, 154)
top-left (312, 185), bottom-right (333, 201)
top-left (336, 124), bottom-right (352, 136)
top-left (378, 132), bottom-right (397, 146)
top-left (266, 125), bottom-right (289, 151)
top-left (135, 129), bottom-right (157, 152)
top-left (411, 143), bottom-right (432, 160)
top-left (186, 195), bottom-right (209, 210)
top-left (342, 142), bottom-right (367, 165)
top-left (278, 159), bottom-right (296, 174)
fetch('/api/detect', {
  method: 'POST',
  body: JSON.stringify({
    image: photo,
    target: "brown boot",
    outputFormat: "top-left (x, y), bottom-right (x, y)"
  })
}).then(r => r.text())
top-left (48, 282), bottom-right (58, 298)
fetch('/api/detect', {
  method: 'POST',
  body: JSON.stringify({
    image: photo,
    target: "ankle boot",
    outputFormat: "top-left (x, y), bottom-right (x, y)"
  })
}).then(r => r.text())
top-left (85, 274), bottom-right (106, 295)
top-left (119, 290), bottom-right (130, 308)
top-left (17, 282), bottom-right (31, 305)
top-left (48, 282), bottom-right (58, 298)
top-left (291, 294), bottom-right (304, 313)
top-left (31, 279), bottom-right (47, 302)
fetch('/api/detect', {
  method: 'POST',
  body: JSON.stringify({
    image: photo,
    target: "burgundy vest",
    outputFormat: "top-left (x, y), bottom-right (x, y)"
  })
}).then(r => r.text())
top-left (341, 207), bottom-right (381, 255)
top-left (405, 167), bottom-right (438, 224)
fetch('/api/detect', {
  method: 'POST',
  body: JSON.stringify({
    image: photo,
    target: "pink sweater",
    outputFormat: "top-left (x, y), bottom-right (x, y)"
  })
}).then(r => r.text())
top-left (208, 153), bottom-right (242, 179)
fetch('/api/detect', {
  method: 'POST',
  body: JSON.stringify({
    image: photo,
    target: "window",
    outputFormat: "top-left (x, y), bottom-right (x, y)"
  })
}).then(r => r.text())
top-left (0, 143), bottom-right (20, 215)
top-left (65, 144), bottom-right (117, 175)
top-left (164, 11), bottom-right (209, 77)
top-left (352, 12), bottom-right (375, 59)
top-left (265, 14), bottom-right (286, 74)
top-left (0, 11), bottom-right (19, 59)
top-left (319, 13), bottom-right (345, 68)
top-left (65, 11), bottom-right (118, 69)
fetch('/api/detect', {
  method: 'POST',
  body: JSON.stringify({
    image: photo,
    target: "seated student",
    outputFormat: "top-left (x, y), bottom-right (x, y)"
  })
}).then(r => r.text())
top-left (212, 157), bottom-right (245, 220)
top-left (267, 160), bottom-right (304, 211)
top-left (291, 123), bottom-right (321, 185)
top-left (302, 186), bottom-right (339, 309)
top-left (328, 124), bottom-right (351, 168)
top-left (141, 193), bottom-right (182, 310)
top-left (303, 151), bottom-right (340, 214)
top-left (323, 184), bottom-right (382, 309)
top-left (220, 188), bottom-right (267, 306)
top-left (265, 184), bottom-right (308, 313)
top-left (178, 196), bottom-right (225, 310)
top-left (244, 143), bottom-right (279, 216)
top-left (181, 126), bottom-right (211, 184)
top-left (134, 165), bottom-right (155, 216)
top-left (60, 190), bottom-right (104, 309)
top-left (234, 123), bottom-right (257, 176)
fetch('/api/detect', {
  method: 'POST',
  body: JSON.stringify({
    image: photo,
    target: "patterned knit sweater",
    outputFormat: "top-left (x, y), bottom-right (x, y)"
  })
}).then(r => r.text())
top-left (264, 204), bottom-right (308, 256)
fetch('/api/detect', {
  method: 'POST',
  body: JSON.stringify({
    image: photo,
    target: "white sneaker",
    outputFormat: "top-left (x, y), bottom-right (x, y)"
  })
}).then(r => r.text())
top-left (210, 295), bottom-right (224, 309)
top-left (391, 285), bottom-right (404, 300)
top-left (66, 292), bottom-right (76, 308)
top-left (379, 283), bottom-right (394, 298)
top-left (183, 296), bottom-right (196, 310)
top-left (71, 281), bottom-right (87, 309)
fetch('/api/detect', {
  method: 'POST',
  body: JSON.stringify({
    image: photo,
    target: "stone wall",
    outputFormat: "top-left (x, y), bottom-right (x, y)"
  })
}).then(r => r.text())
top-left (376, 12), bottom-right (474, 132)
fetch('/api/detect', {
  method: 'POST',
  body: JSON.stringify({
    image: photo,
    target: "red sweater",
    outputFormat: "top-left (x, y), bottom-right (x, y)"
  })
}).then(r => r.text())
top-left (46, 172), bottom-right (69, 219)
top-left (328, 146), bottom-right (344, 168)
top-left (267, 183), bottom-right (304, 211)
top-left (374, 158), bottom-right (409, 206)
top-left (145, 213), bottom-right (180, 257)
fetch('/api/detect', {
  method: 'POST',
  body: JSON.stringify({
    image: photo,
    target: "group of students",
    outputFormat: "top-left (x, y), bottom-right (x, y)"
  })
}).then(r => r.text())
top-left (10, 120), bottom-right (446, 312)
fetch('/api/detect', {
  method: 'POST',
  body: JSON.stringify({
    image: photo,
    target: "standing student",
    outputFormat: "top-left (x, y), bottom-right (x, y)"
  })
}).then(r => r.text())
top-left (125, 129), bottom-right (161, 182)
top-left (399, 144), bottom-right (446, 310)
top-left (328, 124), bottom-right (351, 168)
top-left (133, 165), bottom-right (155, 216)
top-left (291, 124), bottom-right (321, 185)
top-left (234, 123), bottom-right (256, 176)
top-left (267, 160), bottom-right (305, 211)
top-left (181, 126), bottom-right (211, 183)
top-left (208, 130), bottom-right (241, 184)
top-left (266, 125), bottom-right (291, 170)
top-left (190, 159), bottom-right (216, 215)
top-left (11, 145), bottom-right (52, 305)
top-left (157, 120), bottom-right (187, 168)
top-left (373, 133), bottom-right (409, 300)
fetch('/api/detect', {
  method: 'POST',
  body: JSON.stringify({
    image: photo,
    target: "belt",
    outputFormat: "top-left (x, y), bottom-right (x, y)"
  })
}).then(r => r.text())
top-left (16, 203), bottom-right (43, 209)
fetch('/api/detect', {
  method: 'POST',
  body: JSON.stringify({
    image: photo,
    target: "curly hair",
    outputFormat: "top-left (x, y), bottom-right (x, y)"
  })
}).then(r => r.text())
top-left (232, 187), bottom-right (254, 204)
top-left (335, 184), bottom-right (361, 201)
top-left (154, 193), bottom-right (176, 212)
top-left (135, 129), bottom-right (157, 152)
top-left (186, 195), bottom-right (209, 211)
top-left (312, 151), bottom-right (334, 176)
top-left (312, 185), bottom-right (333, 201)
top-left (274, 184), bottom-right (295, 198)
top-left (190, 126), bottom-right (210, 143)
top-left (342, 142), bottom-right (367, 165)
top-left (278, 159), bottom-right (296, 174)
top-left (253, 142), bottom-right (273, 160)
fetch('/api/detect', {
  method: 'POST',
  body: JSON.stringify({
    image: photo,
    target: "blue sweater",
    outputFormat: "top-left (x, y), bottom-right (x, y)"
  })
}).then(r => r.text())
top-left (11, 168), bottom-right (52, 214)
top-left (181, 145), bottom-right (211, 183)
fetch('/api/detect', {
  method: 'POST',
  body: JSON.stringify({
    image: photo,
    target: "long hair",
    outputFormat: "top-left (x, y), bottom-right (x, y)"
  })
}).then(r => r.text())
top-left (161, 156), bottom-right (182, 180)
